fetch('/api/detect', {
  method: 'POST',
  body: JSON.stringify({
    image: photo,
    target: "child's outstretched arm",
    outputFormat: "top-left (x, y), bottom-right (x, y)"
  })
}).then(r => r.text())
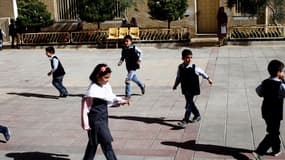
top-left (196, 66), bottom-right (213, 85)
top-left (116, 98), bottom-right (130, 106)
top-left (173, 65), bottom-right (181, 90)
top-left (118, 50), bottom-right (126, 66)
top-left (207, 78), bottom-right (213, 85)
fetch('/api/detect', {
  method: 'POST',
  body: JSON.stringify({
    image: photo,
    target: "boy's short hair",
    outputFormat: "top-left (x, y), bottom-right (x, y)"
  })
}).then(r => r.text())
top-left (182, 49), bottom-right (192, 59)
top-left (268, 59), bottom-right (284, 77)
top-left (45, 46), bottom-right (55, 54)
top-left (124, 35), bottom-right (133, 41)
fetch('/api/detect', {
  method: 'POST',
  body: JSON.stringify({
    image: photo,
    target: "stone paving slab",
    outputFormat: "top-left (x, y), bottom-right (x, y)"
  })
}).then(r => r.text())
top-left (0, 46), bottom-right (285, 160)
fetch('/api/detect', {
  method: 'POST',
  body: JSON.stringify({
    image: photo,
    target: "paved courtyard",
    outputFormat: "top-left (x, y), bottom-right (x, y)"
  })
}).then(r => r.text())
top-left (0, 45), bottom-right (285, 160)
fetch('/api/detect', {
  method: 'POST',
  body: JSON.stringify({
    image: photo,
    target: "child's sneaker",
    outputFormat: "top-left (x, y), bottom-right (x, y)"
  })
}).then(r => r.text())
top-left (272, 150), bottom-right (282, 157)
top-left (252, 152), bottom-right (263, 160)
top-left (141, 85), bottom-right (146, 95)
top-left (3, 127), bottom-right (10, 141)
top-left (190, 116), bottom-right (201, 123)
top-left (177, 121), bottom-right (188, 128)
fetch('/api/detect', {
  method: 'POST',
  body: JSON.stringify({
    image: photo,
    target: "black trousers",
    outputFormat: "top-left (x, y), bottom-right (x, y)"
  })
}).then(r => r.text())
top-left (183, 94), bottom-right (200, 123)
top-left (83, 130), bottom-right (117, 160)
top-left (255, 118), bottom-right (281, 155)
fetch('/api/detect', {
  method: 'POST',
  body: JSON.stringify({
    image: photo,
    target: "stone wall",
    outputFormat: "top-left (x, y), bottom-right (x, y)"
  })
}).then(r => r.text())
top-left (0, 0), bottom-right (14, 18)
top-left (40, 0), bottom-right (57, 21)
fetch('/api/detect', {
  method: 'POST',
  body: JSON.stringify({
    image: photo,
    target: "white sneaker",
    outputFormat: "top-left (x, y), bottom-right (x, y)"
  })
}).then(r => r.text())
top-left (272, 151), bottom-right (282, 157)
top-left (177, 121), bottom-right (188, 128)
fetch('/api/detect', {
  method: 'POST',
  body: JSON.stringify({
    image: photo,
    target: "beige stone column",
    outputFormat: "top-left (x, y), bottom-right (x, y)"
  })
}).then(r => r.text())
top-left (40, 0), bottom-right (59, 21)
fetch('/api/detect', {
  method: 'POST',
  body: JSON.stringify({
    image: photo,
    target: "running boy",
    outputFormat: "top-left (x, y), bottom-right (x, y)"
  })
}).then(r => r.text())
top-left (173, 49), bottom-right (213, 128)
top-left (118, 35), bottom-right (145, 99)
top-left (253, 59), bottom-right (285, 160)
top-left (45, 46), bottom-right (68, 97)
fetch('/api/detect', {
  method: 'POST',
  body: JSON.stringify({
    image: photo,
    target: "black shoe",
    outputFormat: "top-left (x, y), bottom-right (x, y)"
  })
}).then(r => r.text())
top-left (190, 116), bottom-right (201, 123)
top-left (59, 94), bottom-right (68, 98)
top-left (3, 127), bottom-right (10, 141)
top-left (141, 85), bottom-right (145, 95)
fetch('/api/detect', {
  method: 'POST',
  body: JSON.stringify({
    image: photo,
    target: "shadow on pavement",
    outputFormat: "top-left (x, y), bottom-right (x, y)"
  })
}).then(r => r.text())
top-left (68, 93), bottom-right (84, 97)
top-left (7, 92), bottom-right (59, 99)
top-left (6, 152), bottom-right (70, 160)
top-left (161, 140), bottom-right (252, 160)
top-left (116, 93), bottom-right (141, 97)
top-left (109, 115), bottom-right (183, 130)
top-left (7, 92), bottom-right (84, 99)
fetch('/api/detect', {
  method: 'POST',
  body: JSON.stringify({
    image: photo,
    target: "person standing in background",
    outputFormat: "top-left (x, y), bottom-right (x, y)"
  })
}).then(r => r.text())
top-left (0, 28), bottom-right (6, 50)
top-left (9, 19), bottom-right (16, 48)
top-left (217, 7), bottom-right (228, 47)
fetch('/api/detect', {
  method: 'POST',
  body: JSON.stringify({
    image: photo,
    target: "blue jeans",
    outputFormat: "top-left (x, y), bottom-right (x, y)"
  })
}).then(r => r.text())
top-left (183, 94), bottom-right (200, 123)
top-left (52, 76), bottom-right (68, 96)
top-left (125, 70), bottom-right (144, 97)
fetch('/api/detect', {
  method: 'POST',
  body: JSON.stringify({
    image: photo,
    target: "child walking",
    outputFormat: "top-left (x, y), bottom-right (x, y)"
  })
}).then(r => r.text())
top-left (118, 35), bottom-right (145, 99)
top-left (253, 59), bottom-right (285, 160)
top-left (173, 49), bottom-right (213, 128)
top-left (45, 46), bottom-right (68, 97)
top-left (82, 64), bottom-right (129, 160)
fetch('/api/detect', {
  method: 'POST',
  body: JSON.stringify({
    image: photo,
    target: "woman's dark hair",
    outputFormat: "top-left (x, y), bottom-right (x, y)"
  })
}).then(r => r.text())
top-left (182, 49), bottom-right (192, 59)
top-left (268, 59), bottom-right (284, 77)
top-left (89, 64), bottom-right (112, 83)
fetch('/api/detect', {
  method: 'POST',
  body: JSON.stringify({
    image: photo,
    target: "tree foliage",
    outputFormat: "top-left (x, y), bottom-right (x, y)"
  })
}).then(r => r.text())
top-left (78, 0), bottom-right (116, 29)
top-left (119, 0), bottom-right (136, 17)
top-left (148, 0), bottom-right (188, 29)
top-left (17, 0), bottom-right (53, 31)
top-left (227, 0), bottom-right (285, 24)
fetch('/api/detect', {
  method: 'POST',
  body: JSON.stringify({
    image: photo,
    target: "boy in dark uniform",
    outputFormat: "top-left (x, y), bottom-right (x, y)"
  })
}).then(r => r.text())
top-left (118, 35), bottom-right (145, 99)
top-left (45, 47), bottom-right (68, 97)
top-left (173, 49), bottom-right (213, 128)
top-left (253, 59), bottom-right (285, 160)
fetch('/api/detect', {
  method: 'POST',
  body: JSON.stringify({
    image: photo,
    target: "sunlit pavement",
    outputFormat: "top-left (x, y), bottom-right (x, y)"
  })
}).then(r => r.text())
top-left (0, 45), bottom-right (284, 160)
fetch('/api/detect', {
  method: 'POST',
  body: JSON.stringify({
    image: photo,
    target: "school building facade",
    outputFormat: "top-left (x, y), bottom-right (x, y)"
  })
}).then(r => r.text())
top-left (0, 0), bottom-right (282, 39)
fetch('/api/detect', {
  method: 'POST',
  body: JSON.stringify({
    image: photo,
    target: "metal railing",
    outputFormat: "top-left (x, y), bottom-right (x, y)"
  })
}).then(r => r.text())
top-left (139, 28), bottom-right (190, 41)
top-left (71, 31), bottom-right (108, 44)
top-left (21, 32), bottom-right (70, 45)
top-left (19, 28), bottom-right (190, 45)
top-left (229, 25), bottom-right (285, 40)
